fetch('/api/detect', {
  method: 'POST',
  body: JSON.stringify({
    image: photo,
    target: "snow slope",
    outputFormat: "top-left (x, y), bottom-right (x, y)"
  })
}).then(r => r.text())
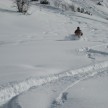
top-left (44, 0), bottom-right (108, 19)
top-left (54, 73), bottom-right (108, 108)
top-left (0, 0), bottom-right (108, 108)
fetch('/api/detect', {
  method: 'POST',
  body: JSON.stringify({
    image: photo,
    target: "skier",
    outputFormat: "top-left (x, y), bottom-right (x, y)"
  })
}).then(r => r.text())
top-left (74, 27), bottom-right (83, 38)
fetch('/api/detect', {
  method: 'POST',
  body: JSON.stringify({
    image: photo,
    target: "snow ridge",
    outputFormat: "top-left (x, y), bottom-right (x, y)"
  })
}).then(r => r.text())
top-left (1, 61), bottom-right (108, 106)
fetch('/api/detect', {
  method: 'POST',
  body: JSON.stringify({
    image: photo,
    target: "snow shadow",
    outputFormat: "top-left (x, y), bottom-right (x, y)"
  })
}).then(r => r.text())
top-left (87, 49), bottom-right (108, 56)
top-left (2, 97), bottom-right (22, 108)
top-left (0, 8), bottom-right (16, 14)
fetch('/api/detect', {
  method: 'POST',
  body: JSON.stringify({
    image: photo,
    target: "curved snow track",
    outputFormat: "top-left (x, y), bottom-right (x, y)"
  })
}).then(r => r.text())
top-left (1, 61), bottom-right (108, 108)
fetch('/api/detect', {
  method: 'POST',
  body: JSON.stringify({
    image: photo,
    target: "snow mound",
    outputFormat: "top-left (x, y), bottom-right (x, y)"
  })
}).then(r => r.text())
top-left (57, 34), bottom-right (85, 41)
top-left (65, 34), bottom-right (84, 41)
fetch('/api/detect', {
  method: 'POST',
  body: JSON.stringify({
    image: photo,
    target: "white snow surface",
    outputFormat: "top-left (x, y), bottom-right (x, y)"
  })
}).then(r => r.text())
top-left (0, 0), bottom-right (108, 108)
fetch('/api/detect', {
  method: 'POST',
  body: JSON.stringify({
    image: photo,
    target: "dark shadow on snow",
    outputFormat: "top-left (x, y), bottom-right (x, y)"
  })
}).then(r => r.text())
top-left (87, 49), bottom-right (108, 56)
top-left (0, 95), bottom-right (22, 108)
top-left (0, 8), bottom-right (17, 14)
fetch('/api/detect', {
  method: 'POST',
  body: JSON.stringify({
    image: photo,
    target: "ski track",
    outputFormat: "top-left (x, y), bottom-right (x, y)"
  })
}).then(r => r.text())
top-left (51, 69), bottom-right (108, 108)
top-left (76, 43), bottom-right (108, 58)
top-left (78, 43), bottom-right (108, 51)
top-left (51, 69), bottom-right (104, 108)
top-left (1, 61), bottom-right (108, 107)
